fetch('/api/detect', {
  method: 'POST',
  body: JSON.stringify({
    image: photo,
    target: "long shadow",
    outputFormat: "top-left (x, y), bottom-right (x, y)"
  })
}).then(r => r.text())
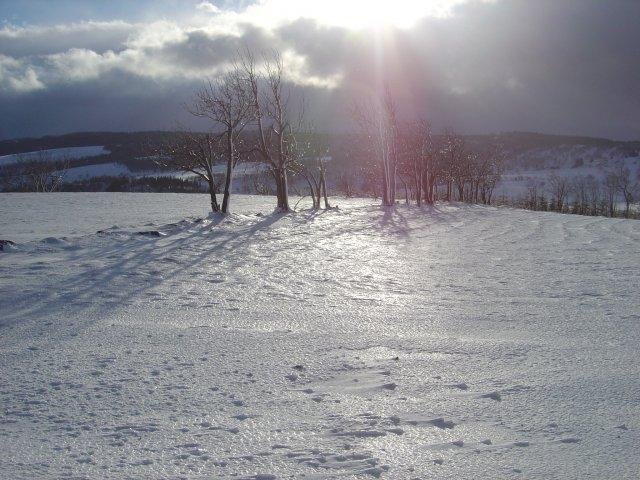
top-left (4, 212), bottom-right (290, 328)
top-left (331, 203), bottom-right (451, 238)
top-left (380, 206), bottom-right (411, 236)
top-left (4, 203), bottom-right (455, 330)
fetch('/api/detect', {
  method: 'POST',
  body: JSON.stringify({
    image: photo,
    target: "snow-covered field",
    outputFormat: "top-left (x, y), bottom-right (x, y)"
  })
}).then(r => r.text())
top-left (60, 162), bottom-right (132, 182)
top-left (0, 193), bottom-right (296, 242)
top-left (0, 194), bottom-right (639, 479)
top-left (0, 146), bottom-right (109, 166)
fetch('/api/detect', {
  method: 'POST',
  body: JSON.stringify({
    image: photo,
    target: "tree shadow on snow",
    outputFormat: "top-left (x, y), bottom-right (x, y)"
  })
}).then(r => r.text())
top-left (4, 211), bottom-right (291, 330)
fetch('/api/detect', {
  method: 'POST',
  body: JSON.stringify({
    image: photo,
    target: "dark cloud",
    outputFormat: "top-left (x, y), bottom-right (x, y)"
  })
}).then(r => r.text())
top-left (157, 24), bottom-right (273, 70)
top-left (1, 0), bottom-right (639, 140)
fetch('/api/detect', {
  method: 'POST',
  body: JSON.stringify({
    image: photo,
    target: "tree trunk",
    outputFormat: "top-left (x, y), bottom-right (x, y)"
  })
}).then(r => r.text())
top-left (428, 178), bottom-right (435, 204)
top-left (320, 170), bottom-right (330, 208)
top-left (275, 167), bottom-right (290, 212)
top-left (305, 176), bottom-right (318, 209)
top-left (381, 162), bottom-right (390, 206)
top-left (208, 179), bottom-right (220, 212)
top-left (221, 131), bottom-right (234, 213)
top-left (415, 168), bottom-right (422, 206)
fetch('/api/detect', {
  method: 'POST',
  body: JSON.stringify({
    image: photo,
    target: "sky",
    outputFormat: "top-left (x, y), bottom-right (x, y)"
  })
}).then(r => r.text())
top-left (1, 0), bottom-right (639, 140)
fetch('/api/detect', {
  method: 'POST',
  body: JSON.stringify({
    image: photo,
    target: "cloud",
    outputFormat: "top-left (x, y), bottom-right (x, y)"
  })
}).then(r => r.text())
top-left (1, 0), bottom-right (639, 140)
top-left (0, 21), bottom-right (136, 57)
top-left (0, 55), bottom-right (44, 93)
top-left (196, 2), bottom-right (220, 14)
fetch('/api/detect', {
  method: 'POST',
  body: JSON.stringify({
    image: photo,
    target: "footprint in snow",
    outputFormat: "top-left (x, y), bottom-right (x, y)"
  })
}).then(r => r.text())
top-left (428, 418), bottom-right (456, 430)
top-left (559, 437), bottom-right (580, 444)
top-left (480, 391), bottom-right (501, 401)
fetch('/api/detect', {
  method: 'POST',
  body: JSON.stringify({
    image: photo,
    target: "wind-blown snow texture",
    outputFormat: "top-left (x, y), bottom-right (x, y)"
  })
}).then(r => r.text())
top-left (0, 194), bottom-right (639, 479)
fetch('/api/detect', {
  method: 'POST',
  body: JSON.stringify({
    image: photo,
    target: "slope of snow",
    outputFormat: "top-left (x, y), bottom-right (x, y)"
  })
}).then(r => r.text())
top-left (0, 194), bottom-right (639, 479)
top-left (497, 154), bottom-right (640, 202)
top-left (0, 146), bottom-right (109, 165)
top-left (61, 162), bottom-right (131, 181)
top-left (509, 144), bottom-right (635, 171)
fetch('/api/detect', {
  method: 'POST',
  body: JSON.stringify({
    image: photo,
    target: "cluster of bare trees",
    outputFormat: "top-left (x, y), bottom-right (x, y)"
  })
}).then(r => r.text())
top-left (351, 90), bottom-right (504, 207)
top-left (156, 49), bottom-right (322, 214)
top-left (521, 164), bottom-right (639, 218)
top-left (0, 150), bottom-right (70, 192)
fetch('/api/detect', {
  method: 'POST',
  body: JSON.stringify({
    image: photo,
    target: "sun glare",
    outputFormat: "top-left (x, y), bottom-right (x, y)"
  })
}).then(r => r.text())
top-left (238, 0), bottom-right (472, 31)
top-left (307, 0), bottom-right (431, 29)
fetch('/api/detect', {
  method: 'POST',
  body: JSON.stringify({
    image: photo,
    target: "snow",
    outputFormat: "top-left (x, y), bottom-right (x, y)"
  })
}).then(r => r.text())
top-left (0, 194), bottom-right (639, 479)
top-left (0, 193), bottom-right (336, 243)
top-left (495, 152), bottom-right (640, 202)
top-left (0, 146), bottom-right (109, 166)
top-left (60, 162), bottom-right (131, 181)
top-left (143, 162), bottom-right (269, 180)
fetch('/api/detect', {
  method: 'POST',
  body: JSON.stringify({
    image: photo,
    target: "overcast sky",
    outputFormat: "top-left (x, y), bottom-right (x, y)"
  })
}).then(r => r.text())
top-left (1, 0), bottom-right (639, 140)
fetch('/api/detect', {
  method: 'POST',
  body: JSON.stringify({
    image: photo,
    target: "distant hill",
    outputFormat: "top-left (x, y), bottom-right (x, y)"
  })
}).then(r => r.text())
top-left (0, 131), bottom-right (170, 156)
top-left (2, 130), bottom-right (639, 157)
top-left (1, 130), bottom-right (638, 196)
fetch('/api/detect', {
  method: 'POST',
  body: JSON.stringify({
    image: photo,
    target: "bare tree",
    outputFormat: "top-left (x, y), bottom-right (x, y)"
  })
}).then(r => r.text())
top-left (397, 119), bottom-right (434, 205)
top-left (336, 171), bottom-right (356, 198)
top-left (189, 65), bottom-right (252, 213)
top-left (525, 180), bottom-right (542, 210)
top-left (22, 150), bottom-right (70, 192)
top-left (155, 130), bottom-right (224, 212)
top-left (289, 125), bottom-right (332, 210)
top-left (418, 121), bottom-right (438, 205)
top-left (585, 176), bottom-right (601, 216)
top-left (0, 164), bottom-right (18, 191)
top-left (613, 165), bottom-right (638, 218)
top-left (351, 87), bottom-right (399, 206)
top-left (241, 49), bottom-right (305, 212)
top-left (602, 172), bottom-right (618, 217)
top-left (440, 130), bottom-right (467, 202)
top-left (548, 175), bottom-right (571, 212)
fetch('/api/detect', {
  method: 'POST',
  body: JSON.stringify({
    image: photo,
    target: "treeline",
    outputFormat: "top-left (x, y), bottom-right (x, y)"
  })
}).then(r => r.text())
top-left (510, 166), bottom-right (639, 219)
top-left (58, 176), bottom-right (209, 193)
top-left (342, 89), bottom-right (504, 208)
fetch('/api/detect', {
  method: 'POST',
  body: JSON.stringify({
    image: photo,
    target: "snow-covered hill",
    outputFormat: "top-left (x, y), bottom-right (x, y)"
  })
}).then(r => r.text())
top-left (509, 144), bottom-right (634, 171)
top-left (61, 162), bottom-right (132, 182)
top-left (0, 146), bottom-right (109, 166)
top-left (0, 194), bottom-right (638, 479)
top-left (491, 144), bottom-right (640, 202)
